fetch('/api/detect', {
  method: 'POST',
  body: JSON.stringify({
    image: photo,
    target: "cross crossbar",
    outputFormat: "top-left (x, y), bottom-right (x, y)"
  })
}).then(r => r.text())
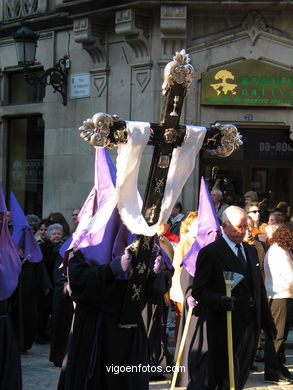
top-left (78, 50), bottom-right (242, 326)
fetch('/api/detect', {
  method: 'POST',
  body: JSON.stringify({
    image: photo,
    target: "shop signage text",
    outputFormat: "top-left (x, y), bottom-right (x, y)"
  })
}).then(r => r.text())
top-left (201, 59), bottom-right (293, 107)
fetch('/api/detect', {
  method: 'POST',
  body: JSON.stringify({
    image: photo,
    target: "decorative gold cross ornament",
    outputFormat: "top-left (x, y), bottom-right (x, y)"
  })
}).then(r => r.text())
top-left (79, 49), bottom-right (242, 326)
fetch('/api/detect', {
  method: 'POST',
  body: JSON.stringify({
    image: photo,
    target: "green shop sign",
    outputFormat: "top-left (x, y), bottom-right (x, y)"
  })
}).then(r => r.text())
top-left (201, 59), bottom-right (293, 107)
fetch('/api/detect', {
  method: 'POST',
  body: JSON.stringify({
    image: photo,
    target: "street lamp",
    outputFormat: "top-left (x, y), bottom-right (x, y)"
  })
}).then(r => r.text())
top-left (13, 25), bottom-right (70, 105)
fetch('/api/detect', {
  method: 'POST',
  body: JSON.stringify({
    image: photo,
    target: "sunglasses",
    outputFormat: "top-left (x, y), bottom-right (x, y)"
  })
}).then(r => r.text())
top-left (72, 213), bottom-right (79, 216)
top-left (248, 210), bottom-right (260, 214)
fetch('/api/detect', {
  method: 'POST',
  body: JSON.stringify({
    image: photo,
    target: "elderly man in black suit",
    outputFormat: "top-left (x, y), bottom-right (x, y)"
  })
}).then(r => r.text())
top-left (190, 205), bottom-right (275, 390)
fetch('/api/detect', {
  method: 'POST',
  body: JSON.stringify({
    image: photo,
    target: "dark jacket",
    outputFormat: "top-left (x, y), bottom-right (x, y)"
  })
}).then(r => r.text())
top-left (192, 236), bottom-right (275, 390)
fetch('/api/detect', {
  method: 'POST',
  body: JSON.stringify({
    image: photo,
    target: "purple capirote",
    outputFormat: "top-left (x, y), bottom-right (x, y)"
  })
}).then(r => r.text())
top-left (59, 236), bottom-right (73, 258)
top-left (10, 191), bottom-right (43, 263)
top-left (182, 176), bottom-right (221, 277)
top-left (62, 148), bottom-right (172, 275)
top-left (64, 148), bottom-right (134, 268)
top-left (0, 184), bottom-right (21, 300)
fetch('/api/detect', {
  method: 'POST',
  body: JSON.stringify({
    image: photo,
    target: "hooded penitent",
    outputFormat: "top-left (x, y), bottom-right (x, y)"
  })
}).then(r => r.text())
top-left (182, 176), bottom-right (221, 277)
top-left (0, 185), bottom-right (21, 300)
top-left (66, 148), bottom-right (134, 266)
top-left (10, 192), bottom-right (43, 263)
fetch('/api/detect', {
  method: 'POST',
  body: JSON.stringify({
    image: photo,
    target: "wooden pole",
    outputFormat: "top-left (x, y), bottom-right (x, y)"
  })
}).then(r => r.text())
top-left (225, 279), bottom-right (235, 390)
top-left (170, 305), bottom-right (193, 390)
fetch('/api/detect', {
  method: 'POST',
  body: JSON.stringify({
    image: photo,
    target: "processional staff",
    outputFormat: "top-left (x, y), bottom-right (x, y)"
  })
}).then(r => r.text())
top-left (78, 49), bottom-right (242, 327)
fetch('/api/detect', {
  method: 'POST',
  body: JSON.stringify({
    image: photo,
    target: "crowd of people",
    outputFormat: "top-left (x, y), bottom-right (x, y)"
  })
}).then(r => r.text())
top-left (0, 181), bottom-right (293, 390)
top-left (0, 200), bottom-right (81, 389)
top-left (7, 208), bottom-right (79, 357)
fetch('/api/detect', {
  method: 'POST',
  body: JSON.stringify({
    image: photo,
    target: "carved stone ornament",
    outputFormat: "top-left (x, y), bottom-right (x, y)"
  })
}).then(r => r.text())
top-left (206, 123), bottom-right (243, 158)
top-left (115, 9), bottom-right (150, 58)
top-left (73, 18), bottom-right (106, 64)
top-left (79, 113), bottom-right (126, 148)
top-left (162, 49), bottom-right (195, 96)
top-left (242, 11), bottom-right (269, 45)
top-left (4, 0), bottom-right (41, 20)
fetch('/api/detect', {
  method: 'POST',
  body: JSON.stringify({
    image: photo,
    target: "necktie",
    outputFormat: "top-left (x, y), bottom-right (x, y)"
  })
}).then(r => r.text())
top-left (236, 244), bottom-right (247, 269)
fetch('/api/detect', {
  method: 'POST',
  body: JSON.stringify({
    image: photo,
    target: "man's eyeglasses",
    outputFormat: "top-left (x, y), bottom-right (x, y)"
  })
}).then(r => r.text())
top-left (248, 210), bottom-right (260, 214)
top-left (72, 213), bottom-right (78, 216)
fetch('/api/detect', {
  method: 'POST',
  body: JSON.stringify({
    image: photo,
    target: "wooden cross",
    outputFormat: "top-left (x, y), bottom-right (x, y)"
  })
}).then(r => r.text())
top-left (79, 49), bottom-right (242, 326)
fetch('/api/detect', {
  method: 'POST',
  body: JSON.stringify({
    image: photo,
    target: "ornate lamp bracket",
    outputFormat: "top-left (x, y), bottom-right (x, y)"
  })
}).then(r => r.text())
top-left (23, 56), bottom-right (69, 105)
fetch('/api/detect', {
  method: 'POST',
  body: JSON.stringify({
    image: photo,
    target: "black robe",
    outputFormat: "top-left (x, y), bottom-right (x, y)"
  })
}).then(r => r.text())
top-left (174, 266), bottom-right (208, 389)
top-left (0, 298), bottom-right (22, 390)
top-left (50, 255), bottom-right (74, 366)
top-left (11, 259), bottom-right (50, 352)
top-left (58, 251), bottom-right (149, 390)
top-left (142, 269), bottom-right (173, 377)
top-left (191, 237), bottom-right (275, 390)
top-left (37, 241), bottom-right (61, 341)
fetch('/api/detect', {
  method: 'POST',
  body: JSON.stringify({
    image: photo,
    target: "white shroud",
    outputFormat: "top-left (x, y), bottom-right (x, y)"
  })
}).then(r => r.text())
top-left (89, 121), bottom-right (206, 236)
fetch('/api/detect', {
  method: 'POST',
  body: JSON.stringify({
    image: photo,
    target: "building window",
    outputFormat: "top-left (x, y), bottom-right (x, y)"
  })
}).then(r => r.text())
top-left (7, 116), bottom-right (44, 217)
top-left (9, 71), bottom-right (45, 104)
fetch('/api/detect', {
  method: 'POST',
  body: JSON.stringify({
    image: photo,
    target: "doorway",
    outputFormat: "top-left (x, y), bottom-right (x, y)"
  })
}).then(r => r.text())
top-left (7, 116), bottom-right (44, 216)
top-left (200, 127), bottom-right (293, 211)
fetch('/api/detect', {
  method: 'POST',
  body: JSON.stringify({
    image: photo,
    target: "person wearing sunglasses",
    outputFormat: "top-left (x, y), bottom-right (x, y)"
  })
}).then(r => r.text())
top-left (245, 202), bottom-right (262, 239)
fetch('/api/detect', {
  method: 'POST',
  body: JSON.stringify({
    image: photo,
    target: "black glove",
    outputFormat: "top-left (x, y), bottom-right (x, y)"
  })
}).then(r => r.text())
top-left (220, 296), bottom-right (236, 311)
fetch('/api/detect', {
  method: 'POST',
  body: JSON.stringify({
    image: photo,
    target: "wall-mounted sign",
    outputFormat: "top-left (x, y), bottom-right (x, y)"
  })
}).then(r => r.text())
top-left (70, 73), bottom-right (90, 98)
top-left (243, 129), bottom-right (293, 161)
top-left (201, 59), bottom-right (293, 107)
top-left (244, 114), bottom-right (253, 121)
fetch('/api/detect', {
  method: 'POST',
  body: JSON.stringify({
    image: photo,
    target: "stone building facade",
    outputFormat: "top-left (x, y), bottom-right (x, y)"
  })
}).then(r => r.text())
top-left (0, 0), bottom-right (292, 224)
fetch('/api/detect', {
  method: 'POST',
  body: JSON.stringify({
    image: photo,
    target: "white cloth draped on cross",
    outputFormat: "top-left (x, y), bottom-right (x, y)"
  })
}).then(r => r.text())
top-left (89, 121), bottom-right (206, 237)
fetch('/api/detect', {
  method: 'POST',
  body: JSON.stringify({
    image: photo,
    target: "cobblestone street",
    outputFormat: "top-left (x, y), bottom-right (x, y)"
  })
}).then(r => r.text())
top-left (21, 344), bottom-right (60, 390)
top-left (21, 342), bottom-right (293, 390)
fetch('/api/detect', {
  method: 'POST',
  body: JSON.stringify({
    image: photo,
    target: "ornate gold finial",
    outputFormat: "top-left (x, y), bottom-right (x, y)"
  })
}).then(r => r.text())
top-left (173, 49), bottom-right (191, 65)
top-left (79, 112), bottom-right (127, 148)
top-left (162, 49), bottom-right (195, 96)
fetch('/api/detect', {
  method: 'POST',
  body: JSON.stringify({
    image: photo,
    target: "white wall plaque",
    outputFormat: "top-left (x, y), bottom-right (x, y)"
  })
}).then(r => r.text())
top-left (70, 73), bottom-right (90, 98)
